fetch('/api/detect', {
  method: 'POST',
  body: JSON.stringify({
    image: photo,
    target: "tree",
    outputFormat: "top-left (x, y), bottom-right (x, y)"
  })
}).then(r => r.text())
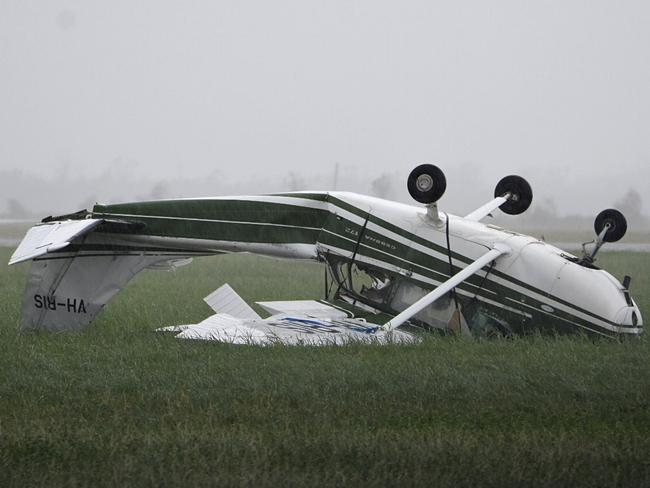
top-left (6, 199), bottom-right (32, 218)
top-left (150, 181), bottom-right (170, 200)
top-left (614, 189), bottom-right (643, 220)
top-left (370, 173), bottom-right (393, 200)
top-left (285, 172), bottom-right (305, 191)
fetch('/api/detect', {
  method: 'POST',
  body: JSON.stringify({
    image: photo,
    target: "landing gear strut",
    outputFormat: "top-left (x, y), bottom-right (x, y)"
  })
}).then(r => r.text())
top-left (579, 209), bottom-right (627, 265)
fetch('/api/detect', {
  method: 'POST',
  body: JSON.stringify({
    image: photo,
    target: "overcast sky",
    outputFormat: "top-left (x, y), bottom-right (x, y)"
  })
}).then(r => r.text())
top-left (1, 1), bottom-right (649, 217)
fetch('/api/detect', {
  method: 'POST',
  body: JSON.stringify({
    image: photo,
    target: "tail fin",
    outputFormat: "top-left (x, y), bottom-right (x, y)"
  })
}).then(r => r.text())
top-left (20, 254), bottom-right (172, 332)
top-left (11, 219), bottom-right (188, 332)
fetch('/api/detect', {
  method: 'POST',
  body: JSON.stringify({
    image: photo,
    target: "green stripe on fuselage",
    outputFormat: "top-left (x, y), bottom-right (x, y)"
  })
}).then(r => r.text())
top-left (93, 199), bottom-right (329, 244)
top-left (95, 199), bottom-right (329, 229)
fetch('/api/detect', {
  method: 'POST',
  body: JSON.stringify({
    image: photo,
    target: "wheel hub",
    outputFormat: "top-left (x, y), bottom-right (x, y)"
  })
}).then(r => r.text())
top-left (416, 174), bottom-right (434, 192)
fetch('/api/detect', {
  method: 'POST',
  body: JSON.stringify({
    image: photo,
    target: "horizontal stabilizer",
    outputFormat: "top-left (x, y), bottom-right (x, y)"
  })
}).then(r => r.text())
top-left (9, 219), bottom-right (103, 265)
top-left (203, 284), bottom-right (261, 320)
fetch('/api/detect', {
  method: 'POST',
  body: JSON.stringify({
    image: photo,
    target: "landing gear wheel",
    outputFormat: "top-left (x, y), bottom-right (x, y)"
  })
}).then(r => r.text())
top-left (594, 209), bottom-right (627, 242)
top-left (494, 175), bottom-right (533, 215)
top-left (407, 164), bottom-right (447, 204)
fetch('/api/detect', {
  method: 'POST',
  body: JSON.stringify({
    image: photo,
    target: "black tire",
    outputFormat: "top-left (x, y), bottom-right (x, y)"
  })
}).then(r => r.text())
top-left (594, 209), bottom-right (627, 242)
top-left (407, 164), bottom-right (446, 204)
top-left (494, 175), bottom-right (533, 215)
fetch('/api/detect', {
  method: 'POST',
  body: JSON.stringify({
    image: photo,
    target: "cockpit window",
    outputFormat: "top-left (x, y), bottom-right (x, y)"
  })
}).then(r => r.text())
top-left (324, 254), bottom-right (459, 330)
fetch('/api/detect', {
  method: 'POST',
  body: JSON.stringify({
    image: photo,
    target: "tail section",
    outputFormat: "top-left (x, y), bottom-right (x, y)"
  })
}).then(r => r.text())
top-left (10, 218), bottom-right (191, 332)
top-left (20, 254), bottom-right (173, 332)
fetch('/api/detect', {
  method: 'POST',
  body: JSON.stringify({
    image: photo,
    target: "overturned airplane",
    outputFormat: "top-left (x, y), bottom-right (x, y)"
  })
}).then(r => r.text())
top-left (8, 165), bottom-right (643, 342)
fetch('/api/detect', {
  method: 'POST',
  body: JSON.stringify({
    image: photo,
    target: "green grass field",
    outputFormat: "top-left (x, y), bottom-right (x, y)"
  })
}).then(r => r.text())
top-left (1, 248), bottom-right (649, 487)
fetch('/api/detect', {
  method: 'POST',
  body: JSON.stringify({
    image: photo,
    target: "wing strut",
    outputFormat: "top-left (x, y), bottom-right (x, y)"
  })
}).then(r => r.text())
top-left (382, 243), bottom-right (510, 331)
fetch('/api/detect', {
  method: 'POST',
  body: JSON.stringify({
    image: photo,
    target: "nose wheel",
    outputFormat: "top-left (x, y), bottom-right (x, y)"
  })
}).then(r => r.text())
top-left (579, 208), bottom-right (628, 265)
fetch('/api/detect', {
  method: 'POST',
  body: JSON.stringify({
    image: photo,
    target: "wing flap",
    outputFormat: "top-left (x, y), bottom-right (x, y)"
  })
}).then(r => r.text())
top-left (203, 284), bottom-right (261, 320)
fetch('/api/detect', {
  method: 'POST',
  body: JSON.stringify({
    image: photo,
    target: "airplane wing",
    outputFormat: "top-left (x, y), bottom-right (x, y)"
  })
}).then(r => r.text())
top-left (174, 314), bottom-right (269, 344)
top-left (171, 314), bottom-right (417, 345)
top-left (255, 300), bottom-right (350, 319)
top-left (161, 244), bottom-right (510, 345)
top-left (159, 286), bottom-right (416, 345)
